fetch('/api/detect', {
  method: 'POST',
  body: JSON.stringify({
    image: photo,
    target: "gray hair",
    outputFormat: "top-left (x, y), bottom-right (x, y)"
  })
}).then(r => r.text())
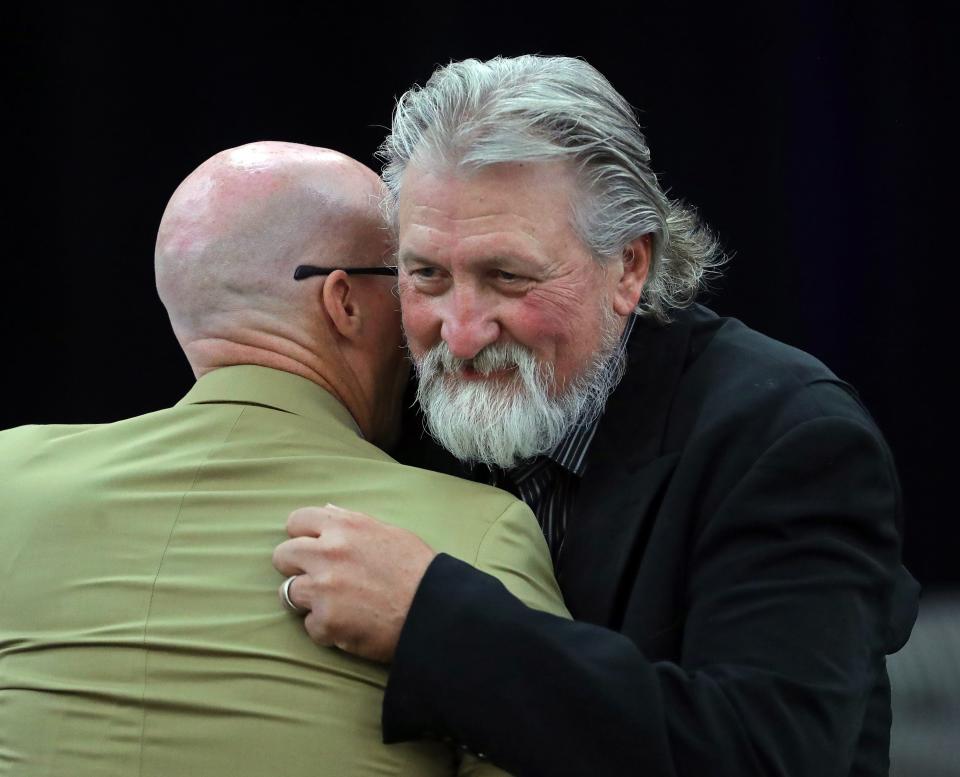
top-left (378, 55), bottom-right (725, 322)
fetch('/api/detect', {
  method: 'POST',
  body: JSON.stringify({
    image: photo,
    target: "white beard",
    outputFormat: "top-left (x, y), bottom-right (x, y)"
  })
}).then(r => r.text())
top-left (412, 314), bottom-right (626, 469)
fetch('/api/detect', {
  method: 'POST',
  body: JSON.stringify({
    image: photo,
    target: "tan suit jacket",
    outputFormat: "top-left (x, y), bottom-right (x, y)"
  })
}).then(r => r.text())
top-left (0, 366), bottom-right (568, 776)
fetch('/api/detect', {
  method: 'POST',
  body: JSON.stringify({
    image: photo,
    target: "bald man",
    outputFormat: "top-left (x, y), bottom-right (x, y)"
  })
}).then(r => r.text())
top-left (0, 141), bottom-right (567, 777)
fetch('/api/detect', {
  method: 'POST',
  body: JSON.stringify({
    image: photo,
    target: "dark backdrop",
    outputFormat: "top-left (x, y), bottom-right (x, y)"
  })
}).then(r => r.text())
top-left (6, 5), bottom-right (953, 588)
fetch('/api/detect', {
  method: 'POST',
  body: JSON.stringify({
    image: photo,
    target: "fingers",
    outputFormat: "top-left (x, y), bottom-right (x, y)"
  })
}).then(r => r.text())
top-left (284, 576), bottom-right (346, 649)
top-left (277, 574), bottom-right (318, 615)
top-left (272, 535), bottom-right (323, 576)
top-left (287, 580), bottom-right (336, 648)
top-left (286, 503), bottom-right (374, 538)
top-left (270, 504), bottom-right (432, 662)
top-left (286, 506), bottom-right (331, 538)
top-left (303, 608), bottom-right (337, 648)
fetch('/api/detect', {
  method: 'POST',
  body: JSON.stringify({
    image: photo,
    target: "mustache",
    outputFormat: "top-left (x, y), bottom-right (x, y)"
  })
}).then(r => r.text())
top-left (415, 341), bottom-right (543, 379)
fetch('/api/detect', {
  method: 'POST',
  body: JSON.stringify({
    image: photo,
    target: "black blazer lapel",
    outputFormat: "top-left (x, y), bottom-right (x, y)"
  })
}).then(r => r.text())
top-left (557, 311), bottom-right (695, 628)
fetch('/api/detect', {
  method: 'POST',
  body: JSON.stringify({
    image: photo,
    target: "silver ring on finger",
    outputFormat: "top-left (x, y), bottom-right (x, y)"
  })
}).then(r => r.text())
top-left (280, 574), bottom-right (309, 614)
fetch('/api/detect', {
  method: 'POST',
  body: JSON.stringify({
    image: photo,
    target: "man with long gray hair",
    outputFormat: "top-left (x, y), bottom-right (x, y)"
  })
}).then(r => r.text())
top-left (275, 56), bottom-right (919, 777)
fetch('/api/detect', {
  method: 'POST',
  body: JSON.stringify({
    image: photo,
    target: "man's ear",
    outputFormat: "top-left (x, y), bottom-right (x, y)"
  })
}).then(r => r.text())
top-left (612, 234), bottom-right (651, 316)
top-left (321, 270), bottom-right (362, 338)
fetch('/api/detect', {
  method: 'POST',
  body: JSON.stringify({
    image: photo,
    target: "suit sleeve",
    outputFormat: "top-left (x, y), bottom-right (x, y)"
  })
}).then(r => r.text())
top-left (383, 417), bottom-right (915, 777)
top-left (472, 500), bottom-right (570, 620)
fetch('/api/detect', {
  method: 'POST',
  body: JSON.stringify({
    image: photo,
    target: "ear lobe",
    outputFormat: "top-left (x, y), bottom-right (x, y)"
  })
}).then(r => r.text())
top-left (612, 234), bottom-right (651, 316)
top-left (321, 270), bottom-right (362, 338)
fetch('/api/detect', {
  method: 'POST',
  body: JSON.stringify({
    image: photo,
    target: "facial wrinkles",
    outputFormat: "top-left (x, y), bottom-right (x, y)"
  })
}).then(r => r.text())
top-left (406, 176), bottom-right (600, 268)
top-left (400, 260), bottom-right (605, 385)
top-left (399, 163), bottom-right (618, 399)
top-left (524, 267), bottom-right (600, 320)
top-left (402, 209), bottom-right (598, 321)
top-left (403, 215), bottom-right (550, 275)
top-left (512, 258), bottom-right (612, 369)
top-left (448, 211), bottom-right (545, 250)
top-left (401, 168), bottom-right (562, 250)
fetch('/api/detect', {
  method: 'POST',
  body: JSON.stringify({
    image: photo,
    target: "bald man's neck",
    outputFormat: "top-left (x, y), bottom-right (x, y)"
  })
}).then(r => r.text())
top-left (186, 337), bottom-right (330, 386)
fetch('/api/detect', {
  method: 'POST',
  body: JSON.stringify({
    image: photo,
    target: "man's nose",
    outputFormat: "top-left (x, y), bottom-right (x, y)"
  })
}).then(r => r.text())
top-left (439, 290), bottom-right (500, 360)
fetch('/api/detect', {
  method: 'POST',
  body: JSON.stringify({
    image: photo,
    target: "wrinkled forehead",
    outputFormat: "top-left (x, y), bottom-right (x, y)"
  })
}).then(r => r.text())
top-left (396, 160), bottom-right (583, 259)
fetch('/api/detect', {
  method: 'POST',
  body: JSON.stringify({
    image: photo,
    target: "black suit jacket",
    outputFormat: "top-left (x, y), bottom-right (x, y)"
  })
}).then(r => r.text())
top-left (384, 305), bottom-right (919, 777)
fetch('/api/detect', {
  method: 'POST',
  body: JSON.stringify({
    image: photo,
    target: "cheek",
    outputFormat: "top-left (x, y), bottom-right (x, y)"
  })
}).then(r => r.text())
top-left (399, 294), bottom-right (437, 356)
top-left (515, 287), bottom-right (592, 346)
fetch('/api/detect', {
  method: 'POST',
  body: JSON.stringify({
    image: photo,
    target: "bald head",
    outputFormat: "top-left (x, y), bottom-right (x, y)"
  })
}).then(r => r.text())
top-left (155, 141), bottom-right (390, 371)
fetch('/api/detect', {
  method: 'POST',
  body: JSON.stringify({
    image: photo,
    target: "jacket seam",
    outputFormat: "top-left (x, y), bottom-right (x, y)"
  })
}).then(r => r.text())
top-left (472, 500), bottom-right (518, 567)
top-left (135, 407), bottom-right (248, 776)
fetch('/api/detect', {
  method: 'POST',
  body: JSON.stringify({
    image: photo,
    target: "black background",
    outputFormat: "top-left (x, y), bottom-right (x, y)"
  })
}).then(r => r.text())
top-left (6, 5), bottom-right (954, 588)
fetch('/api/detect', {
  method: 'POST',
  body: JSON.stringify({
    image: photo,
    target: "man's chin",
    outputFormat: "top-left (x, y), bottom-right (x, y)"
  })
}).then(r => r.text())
top-left (417, 385), bottom-right (565, 468)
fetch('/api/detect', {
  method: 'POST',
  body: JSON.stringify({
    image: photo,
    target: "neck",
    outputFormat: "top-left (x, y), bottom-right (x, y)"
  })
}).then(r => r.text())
top-left (184, 336), bottom-right (370, 435)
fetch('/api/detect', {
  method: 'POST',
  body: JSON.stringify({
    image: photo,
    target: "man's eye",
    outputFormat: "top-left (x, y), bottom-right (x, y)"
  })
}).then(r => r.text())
top-left (495, 270), bottom-right (522, 282)
top-left (411, 267), bottom-right (438, 280)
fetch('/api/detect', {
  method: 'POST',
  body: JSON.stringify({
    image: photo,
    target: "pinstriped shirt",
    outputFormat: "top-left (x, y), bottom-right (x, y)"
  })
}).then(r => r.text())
top-left (492, 313), bottom-right (639, 562)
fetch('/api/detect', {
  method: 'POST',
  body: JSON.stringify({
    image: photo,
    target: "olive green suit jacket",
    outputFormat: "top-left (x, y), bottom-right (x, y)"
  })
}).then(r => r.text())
top-left (0, 366), bottom-right (568, 777)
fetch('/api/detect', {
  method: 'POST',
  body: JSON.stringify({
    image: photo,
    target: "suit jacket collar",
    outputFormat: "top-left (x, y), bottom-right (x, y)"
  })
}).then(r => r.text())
top-left (176, 365), bottom-right (362, 437)
top-left (583, 306), bottom-right (701, 475)
top-left (556, 307), bottom-right (705, 626)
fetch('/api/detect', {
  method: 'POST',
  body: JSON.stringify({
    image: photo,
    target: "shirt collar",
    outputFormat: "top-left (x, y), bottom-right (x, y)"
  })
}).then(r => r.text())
top-left (176, 365), bottom-right (363, 437)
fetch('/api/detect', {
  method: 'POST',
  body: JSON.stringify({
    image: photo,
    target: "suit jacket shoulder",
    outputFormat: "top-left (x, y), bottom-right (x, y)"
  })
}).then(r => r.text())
top-left (669, 308), bottom-right (880, 447)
